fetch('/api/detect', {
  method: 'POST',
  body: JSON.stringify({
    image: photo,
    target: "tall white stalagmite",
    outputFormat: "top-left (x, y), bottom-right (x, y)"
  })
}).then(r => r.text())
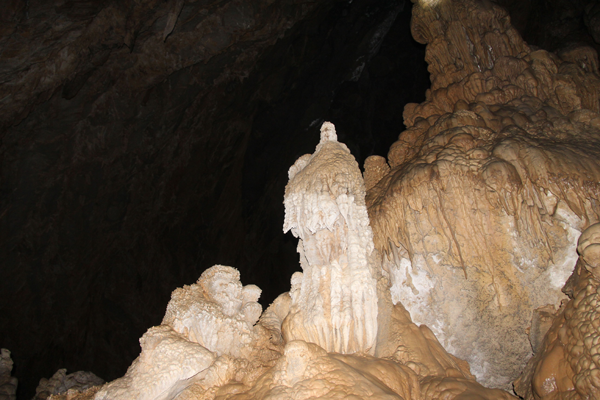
top-left (282, 121), bottom-right (378, 354)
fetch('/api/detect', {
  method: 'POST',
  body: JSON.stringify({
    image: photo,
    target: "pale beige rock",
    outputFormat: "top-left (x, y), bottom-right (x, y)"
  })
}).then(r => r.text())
top-left (162, 265), bottom-right (263, 359)
top-left (92, 325), bottom-right (216, 400)
top-left (214, 340), bottom-right (421, 400)
top-left (48, 122), bottom-right (521, 400)
top-left (282, 122), bottom-right (379, 355)
top-left (49, 265), bottom-right (281, 400)
top-left (363, 155), bottom-right (390, 191)
top-left (366, 0), bottom-right (600, 389)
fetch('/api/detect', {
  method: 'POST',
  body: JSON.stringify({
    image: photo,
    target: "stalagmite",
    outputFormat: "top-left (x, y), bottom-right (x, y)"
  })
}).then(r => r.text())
top-left (281, 121), bottom-right (379, 355)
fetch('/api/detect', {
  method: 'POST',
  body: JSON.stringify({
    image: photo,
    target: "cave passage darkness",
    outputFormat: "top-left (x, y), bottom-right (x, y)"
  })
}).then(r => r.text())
top-left (1, 0), bottom-right (598, 398)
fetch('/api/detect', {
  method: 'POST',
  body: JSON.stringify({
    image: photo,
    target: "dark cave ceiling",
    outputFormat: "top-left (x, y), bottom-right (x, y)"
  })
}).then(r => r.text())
top-left (0, 0), bottom-right (598, 398)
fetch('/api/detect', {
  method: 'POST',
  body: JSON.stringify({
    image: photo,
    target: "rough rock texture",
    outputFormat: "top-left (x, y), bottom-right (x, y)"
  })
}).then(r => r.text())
top-left (515, 223), bottom-right (600, 399)
top-left (48, 124), bottom-right (516, 400)
top-left (63, 264), bottom-right (281, 400)
top-left (365, 0), bottom-right (600, 389)
top-left (282, 122), bottom-right (379, 355)
top-left (586, 2), bottom-right (600, 45)
top-left (161, 265), bottom-right (264, 359)
top-left (93, 325), bottom-right (217, 400)
top-left (493, 0), bottom-right (600, 54)
top-left (0, 349), bottom-right (17, 400)
top-left (33, 369), bottom-right (103, 400)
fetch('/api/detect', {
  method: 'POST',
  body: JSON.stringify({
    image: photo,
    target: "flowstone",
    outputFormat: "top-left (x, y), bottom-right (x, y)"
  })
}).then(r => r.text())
top-left (515, 223), bottom-right (600, 399)
top-left (365, 0), bottom-right (600, 388)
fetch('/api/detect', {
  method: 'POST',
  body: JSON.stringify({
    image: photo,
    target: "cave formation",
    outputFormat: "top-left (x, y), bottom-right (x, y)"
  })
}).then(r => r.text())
top-left (1, 0), bottom-right (600, 399)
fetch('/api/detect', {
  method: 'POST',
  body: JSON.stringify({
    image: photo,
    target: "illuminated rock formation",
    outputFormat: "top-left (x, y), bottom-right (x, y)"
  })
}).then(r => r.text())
top-left (48, 122), bottom-right (520, 400)
top-left (514, 223), bottom-right (600, 399)
top-left (162, 265), bottom-right (264, 359)
top-left (365, 0), bottom-right (600, 388)
top-left (37, 0), bottom-right (600, 395)
top-left (93, 325), bottom-right (216, 400)
top-left (282, 122), bottom-right (379, 355)
top-left (74, 265), bottom-right (279, 400)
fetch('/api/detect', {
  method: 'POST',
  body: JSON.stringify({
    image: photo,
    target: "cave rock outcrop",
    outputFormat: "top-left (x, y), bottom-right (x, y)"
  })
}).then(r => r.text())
top-left (365, 0), bottom-right (600, 389)
top-left (33, 369), bottom-right (103, 400)
top-left (48, 122), bottom-right (517, 400)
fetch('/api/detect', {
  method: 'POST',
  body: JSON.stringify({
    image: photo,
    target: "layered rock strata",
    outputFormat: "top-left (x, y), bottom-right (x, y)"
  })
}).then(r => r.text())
top-left (365, 0), bottom-right (600, 388)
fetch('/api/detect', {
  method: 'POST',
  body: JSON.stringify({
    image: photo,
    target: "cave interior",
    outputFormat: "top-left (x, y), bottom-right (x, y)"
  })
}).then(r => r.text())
top-left (1, 0), bottom-right (599, 398)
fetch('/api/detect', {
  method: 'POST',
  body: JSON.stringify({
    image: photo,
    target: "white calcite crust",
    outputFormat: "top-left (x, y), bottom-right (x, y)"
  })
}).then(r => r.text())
top-left (94, 325), bottom-right (216, 400)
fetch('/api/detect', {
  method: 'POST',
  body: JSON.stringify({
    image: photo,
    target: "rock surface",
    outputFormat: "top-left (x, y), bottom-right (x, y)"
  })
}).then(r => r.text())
top-left (0, 1), bottom-right (431, 396)
top-left (515, 223), bottom-right (600, 399)
top-left (365, 0), bottom-right (600, 390)
top-left (4, 0), bottom-right (600, 397)
top-left (282, 122), bottom-right (378, 355)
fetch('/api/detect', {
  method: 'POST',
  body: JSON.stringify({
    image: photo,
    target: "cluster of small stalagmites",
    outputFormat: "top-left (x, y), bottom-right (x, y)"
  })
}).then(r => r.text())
top-left (0, 349), bottom-right (17, 400)
top-left (33, 369), bottom-right (104, 400)
top-left (364, 0), bottom-right (600, 390)
top-left (515, 223), bottom-right (600, 399)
